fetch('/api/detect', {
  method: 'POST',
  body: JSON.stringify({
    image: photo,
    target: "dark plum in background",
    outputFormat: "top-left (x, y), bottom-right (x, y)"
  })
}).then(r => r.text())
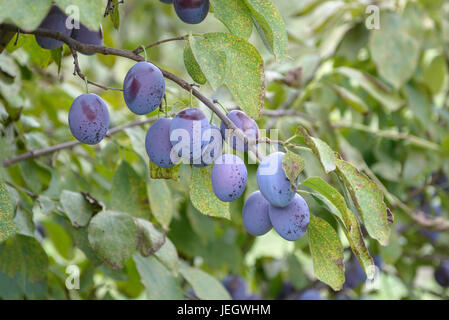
top-left (71, 24), bottom-right (103, 55)
top-left (123, 61), bottom-right (165, 115)
top-left (173, 0), bottom-right (210, 24)
top-left (68, 93), bottom-right (110, 145)
top-left (220, 110), bottom-right (259, 152)
top-left (192, 124), bottom-right (222, 167)
top-left (298, 289), bottom-right (323, 300)
top-left (268, 193), bottom-right (309, 241)
top-left (35, 5), bottom-right (72, 49)
top-left (145, 118), bottom-right (176, 168)
top-left (222, 276), bottom-right (248, 300)
top-left (257, 152), bottom-right (298, 208)
top-left (434, 260), bottom-right (449, 287)
top-left (169, 107), bottom-right (210, 162)
top-left (211, 154), bottom-right (247, 202)
top-left (242, 191), bottom-right (272, 236)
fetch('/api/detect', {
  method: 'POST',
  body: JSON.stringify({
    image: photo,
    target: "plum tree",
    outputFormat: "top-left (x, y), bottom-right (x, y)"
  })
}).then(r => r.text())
top-left (123, 61), bottom-right (165, 115)
top-left (173, 0), bottom-right (210, 24)
top-left (211, 154), bottom-right (247, 202)
top-left (434, 260), bottom-right (449, 287)
top-left (257, 152), bottom-right (298, 208)
top-left (268, 193), bottom-right (309, 241)
top-left (68, 93), bottom-right (110, 145)
top-left (298, 289), bottom-right (322, 300)
top-left (35, 5), bottom-right (72, 49)
top-left (222, 275), bottom-right (248, 300)
top-left (71, 24), bottom-right (103, 55)
top-left (145, 118), bottom-right (176, 168)
top-left (242, 191), bottom-right (272, 236)
top-left (192, 124), bottom-right (222, 167)
top-left (220, 110), bottom-right (259, 152)
top-left (169, 107), bottom-right (210, 162)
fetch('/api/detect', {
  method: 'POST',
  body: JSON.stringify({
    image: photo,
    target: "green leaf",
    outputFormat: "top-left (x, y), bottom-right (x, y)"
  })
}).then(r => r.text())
top-left (134, 218), bottom-right (165, 257)
top-left (150, 160), bottom-right (180, 181)
top-left (110, 0), bottom-right (120, 29)
top-left (210, 0), bottom-right (253, 39)
top-left (179, 264), bottom-right (231, 300)
top-left (88, 210), bottom-right (138, 270)
top-left (0, 179), bottom-right (17, 242)
top-left (281, 150), bottom-right (305, 189)
top-left (70, 225), bottom-right (102, 266)
top-left (299, 127), bottom-right (336, 173)
top-left (110, 161), bottom-right (150, 219)
top-left (242, 0), bottom-right (288, 59)
top-left (0, 0), bottom-right (52, 30)
top-left (54, 0), bottom-right (103, 31)
top-left (189, 32), bottom-right (264, 119)
top-left (335, 67), bottom-right (403, 112)
top-left (330, 84), bottom-right (369, 114)
top-left (308, 215), bottom-right (344, 291)
top-left (301, 177), bottom-right (374, 279)
top-left (147, 178), bottom-right (174, 229)
top-left (50, 47), bottom-right (63, 74)
top-left (369, 12), bottom-right (421, 89)
top-left (154, 237), bottom-right (179, 274)
top-left (335, 159), bottom-right (391, 246)
top-left (421, 49), bottom-right (448, 94)
top-left (60, 190), bottom-right (93, 227)
top-left (183, 44), bottom-right (207, 85)
top-left (134, 255), bottom-right (184, 300)
top-left (190, 167), bottom-right (230, 219)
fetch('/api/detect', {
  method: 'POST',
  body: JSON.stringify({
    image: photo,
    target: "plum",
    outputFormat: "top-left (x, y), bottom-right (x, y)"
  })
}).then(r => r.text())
top-left (123, 61), bottom-right (165, 115)
top-left (68, 93), bottom-right (110, 145)
top-left (145, 118), bottom-right (177, 168)
top-left (298, 289), bottom-right (322, 300)
top-left (211, 154), bottom-right (247, 202)
top-left (344, 255), bottom-right (383, 289)
top-left (169, 108), bottom-right (210, 162)
top-left (268, 193), bottom-right (309, 241)
top-left (257, 152), bottom-right (298, 208)
top-left (222, 276), bottom-right (247, 300)
top-left (242, 191), bottom-right (272, 236)
top-left (35, 5), bottom-right (72, 49)
top-left (220, 110), bottom-right (259, 152)
top-left (173, 0), bottom-right (209, 24)
top-left (71, 23), bottom-right (103, 55)
top-left (192, 124), bottom-right (222, 167)
top-left (434, 260), bottom-right (449, 287)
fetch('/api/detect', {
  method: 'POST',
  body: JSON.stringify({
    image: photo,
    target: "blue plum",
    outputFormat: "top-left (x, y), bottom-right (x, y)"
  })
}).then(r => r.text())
top-left (298, 289), bottom-right (322, 300)
top-left (434, 260), bottom-right (449, 287)
top-left (211, 154), bottom-right (247, 202)
top-left (192, 124), bottom-right (222, 167)
top-left (123, 62), bottom-right (165, 115)
top-left (222, 276), bottom-right (247, 300)
top-left (145, 118), bottom-right (176, 168)
top-left (220, 110), bottom-right (259, 152)
top-left (35, 5), bottom-right (72, 49)
top-left (242, 191), bottom-right (272, 236)
top-left (344, 255), bottom-right (383, 289)
top-left (257, 152), bottom-right (298, 208)
top-left (71, 23), bottom-right (103, 55)
top-left (268, 193), bottom-right (309, 241)
top-left (169, 108), bottom-right (210, 162)
top-left (68, 93), bottom-right (110, 145)
top-left (173, 0), bottom-right (209, 24)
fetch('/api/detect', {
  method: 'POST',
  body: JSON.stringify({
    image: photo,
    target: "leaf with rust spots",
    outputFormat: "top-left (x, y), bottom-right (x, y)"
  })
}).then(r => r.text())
top-left (147, 178), bottom-right (174, 229)
top-left (88, 211), bottom-right (138, 270)
top-left (282, 151), bottom-right (304, 191)
top-left (134, 218), bottom-right (165, 257)
top-left (302, 177), bottom-right (375, 279)
top-left (60, 190), bottom-right (93, 228)
top-left (299, 127), bottom-right (336, 173)
top-left (150, 160), bottom-right (180, 181)
top-left (184, 44), bottom-right (207, 85)
top-left (336, 159), bottom-right (391, 246)
top-left (308, 215), bottom-right (344, 291)
top-left (190, 167), bottom-right (230, 220)
top-left (0, 179), bottom-right (17, 243)
top-left (210, 0), bottom-right (253, 39)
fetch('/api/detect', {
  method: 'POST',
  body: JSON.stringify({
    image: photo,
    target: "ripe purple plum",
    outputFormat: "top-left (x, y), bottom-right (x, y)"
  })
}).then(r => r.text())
top-left (298, 289), bottom-right (322, 300)
top-left (257, 152), bottom-right (298, 208)
top-left (68, 93), bottom-right (110, 145)
top-left (211, 154), bottom-right (247, 202)
top-left (145, 118), bottom-right (176, 168)
top-left (222, 276), bottom-right (247, 300)
top-left (169, 108), bottom-right (210, 162)
top-left (71, 24), bottom-right (103, 55)
top-left (268, 193), bottom-right (309, 241)
top-left (242, 191), bottom-right (272, 236)
top-left (220, 110), bottom-right (259, 152)
top-left (173, 0), bottom-right (210, 24)
top-left (123, 62), bottom-right (165, 115)
top-left (192, 124), bottom-right (223, 167)
top-left (434, 260), bottom-right (449, 287)
top-left (35, 5), bottom-right (72, 49)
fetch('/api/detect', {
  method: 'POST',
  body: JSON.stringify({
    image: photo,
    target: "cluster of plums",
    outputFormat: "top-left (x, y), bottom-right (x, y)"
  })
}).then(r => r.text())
top-left (160, 0), bottom-right (210, 24)
top-left (35, 5), bottom-right (103, 52)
